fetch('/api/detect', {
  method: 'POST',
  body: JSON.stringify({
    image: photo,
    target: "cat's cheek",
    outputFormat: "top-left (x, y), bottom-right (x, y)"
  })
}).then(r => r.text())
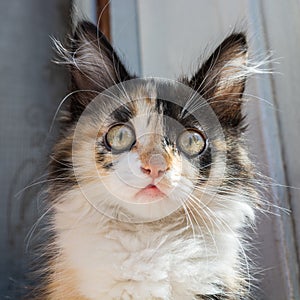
top-left (101, 174), bottom-right (140, 202)
top-left (96, 152), bottom-right (146, 201)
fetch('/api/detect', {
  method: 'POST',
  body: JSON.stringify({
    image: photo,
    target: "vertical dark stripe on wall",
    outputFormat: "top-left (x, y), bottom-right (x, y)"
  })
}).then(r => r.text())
top-left (97, 0), bottom-right (111, 41)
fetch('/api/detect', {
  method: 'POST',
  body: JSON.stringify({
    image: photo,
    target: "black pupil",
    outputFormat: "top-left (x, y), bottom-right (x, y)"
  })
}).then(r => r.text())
top-left (119, 130), bottom-right (123, 141)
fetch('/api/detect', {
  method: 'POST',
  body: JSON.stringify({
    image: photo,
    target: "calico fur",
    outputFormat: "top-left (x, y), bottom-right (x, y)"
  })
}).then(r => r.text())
top-left (31, 21), bottom-right (264, 300)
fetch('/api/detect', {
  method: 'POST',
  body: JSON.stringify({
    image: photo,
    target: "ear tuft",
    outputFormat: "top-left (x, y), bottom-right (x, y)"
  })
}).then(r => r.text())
top-left (190, 33), bottom-right (248, 127)
top-left (54, 21), bottom-right (132, 120)
top-left (71, 21), bottom-right (132, 91)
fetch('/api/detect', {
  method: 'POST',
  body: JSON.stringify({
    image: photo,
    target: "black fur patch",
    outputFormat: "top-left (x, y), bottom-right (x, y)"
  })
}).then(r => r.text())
top-left (111, 104), bottom-right (134, 123)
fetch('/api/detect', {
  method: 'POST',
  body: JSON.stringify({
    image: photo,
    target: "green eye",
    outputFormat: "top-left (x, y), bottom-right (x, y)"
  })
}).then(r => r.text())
top-left (105, 124), bottom-right (136, 153)
top-left (177, 129), bottom-right (206, 157)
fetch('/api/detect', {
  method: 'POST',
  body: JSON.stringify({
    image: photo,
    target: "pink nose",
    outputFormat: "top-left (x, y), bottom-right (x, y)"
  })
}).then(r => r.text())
top-left (141, 154), bottom-right (167, 179)
top-left (141, 165), bottom-right (166, 179)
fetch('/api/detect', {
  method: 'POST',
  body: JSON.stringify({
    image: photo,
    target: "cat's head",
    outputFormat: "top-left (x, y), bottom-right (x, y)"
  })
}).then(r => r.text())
top-left (51, 21), bottom-right (256, 224)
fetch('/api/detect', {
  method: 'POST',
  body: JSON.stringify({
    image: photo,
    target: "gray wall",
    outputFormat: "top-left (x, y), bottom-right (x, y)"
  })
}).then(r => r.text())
top-left (0, 0), bottom-right (71, 297)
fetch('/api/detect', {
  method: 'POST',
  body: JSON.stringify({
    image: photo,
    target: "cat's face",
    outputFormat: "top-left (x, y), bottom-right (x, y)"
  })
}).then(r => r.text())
top-left (51, 22), bottom-right (255, 223)
top-left (95, 96), bottom-right (199, 205)
top-left (71, 79), bottom-right (218, 221)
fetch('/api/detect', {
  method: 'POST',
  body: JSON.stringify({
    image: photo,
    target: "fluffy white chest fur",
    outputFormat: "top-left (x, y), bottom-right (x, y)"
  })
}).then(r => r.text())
top-left (54, 191), bottom-right (249, 300)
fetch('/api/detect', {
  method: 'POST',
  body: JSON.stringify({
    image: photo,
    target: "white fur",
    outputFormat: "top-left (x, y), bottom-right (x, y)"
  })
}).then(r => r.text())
top-left (54, 188), bottom-right (249, 300)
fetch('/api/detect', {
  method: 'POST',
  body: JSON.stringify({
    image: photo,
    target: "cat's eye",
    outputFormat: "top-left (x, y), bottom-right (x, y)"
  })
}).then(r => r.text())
top-left (104, 124), bottom-right (136, 153)
top-left (177, 129), bottom-right (206, 157)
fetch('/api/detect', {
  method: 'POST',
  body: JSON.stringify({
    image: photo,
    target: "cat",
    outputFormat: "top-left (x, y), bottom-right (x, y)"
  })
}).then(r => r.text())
top-left (33, 21), bottom-right (262, 300)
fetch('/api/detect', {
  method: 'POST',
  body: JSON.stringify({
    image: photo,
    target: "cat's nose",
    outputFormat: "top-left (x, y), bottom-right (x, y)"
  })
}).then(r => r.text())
top-left (141, 165), bottom-right (166, 179)
top-left (141, 154), bottom-right (167, 179)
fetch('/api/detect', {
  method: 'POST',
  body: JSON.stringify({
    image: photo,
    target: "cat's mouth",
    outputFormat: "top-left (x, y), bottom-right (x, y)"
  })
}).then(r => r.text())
top-left (135, 184), bottom-right (166, 201)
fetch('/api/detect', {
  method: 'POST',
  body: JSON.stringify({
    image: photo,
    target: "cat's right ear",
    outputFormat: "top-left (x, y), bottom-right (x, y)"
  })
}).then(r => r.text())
top-left (189, 33), bottom-right (248, 127)
top-left (56, 21), bottom-right (132, 120)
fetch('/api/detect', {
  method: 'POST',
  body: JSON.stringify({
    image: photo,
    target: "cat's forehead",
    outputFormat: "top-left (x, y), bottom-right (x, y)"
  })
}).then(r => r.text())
top-left (132, 98), bottom-right (164, 138)
top-left (110, 82), bottom-right (161, 126)
top-left (104, 81), bottom-right (201, 137)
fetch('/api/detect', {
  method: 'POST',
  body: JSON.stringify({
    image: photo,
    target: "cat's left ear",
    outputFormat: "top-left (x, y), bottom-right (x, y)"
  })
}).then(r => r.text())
top-left (62, 21), bottom-right (132, 120)
top-left (189, 33), bottom-right (248, 127)
top-left (70, 21), bottom-right (132, 91)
